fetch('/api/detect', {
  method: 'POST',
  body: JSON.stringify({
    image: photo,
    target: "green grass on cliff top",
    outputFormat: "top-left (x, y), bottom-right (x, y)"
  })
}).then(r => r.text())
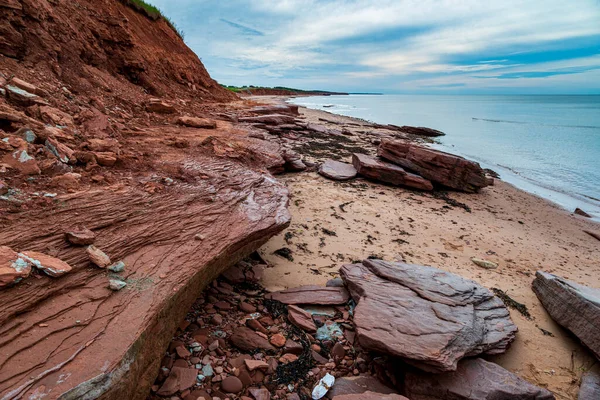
top-left (124, 0), bottom-right (184, 39)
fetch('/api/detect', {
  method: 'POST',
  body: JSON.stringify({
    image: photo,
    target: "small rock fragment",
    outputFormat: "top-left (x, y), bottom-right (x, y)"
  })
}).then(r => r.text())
top-left (574, 208), bottom-right (592, 218)
top-left (20, 251), bottom-right (72, 277)
top-left (471, 258), bottom-right (498, 270)
top-left (87, 245), bottom-right (111, 268)
top-left (66, 226), bottom-right (96, 245)
top-left (108, 261), bottom-right (126, 273)
top-left (109, 279), bottom-right (127, 291)
top-left (0, 246), bottom-right (33, 288)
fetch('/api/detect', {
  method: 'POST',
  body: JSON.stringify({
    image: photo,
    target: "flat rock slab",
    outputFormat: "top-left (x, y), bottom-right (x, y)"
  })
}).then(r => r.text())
top-left (229, 326), bottom-right (276, 353)
top-left (265, 285), bottom-right (350, 305)
top-left (352, 153), bottom-right (433, 191)
top-left (319, 159), bottom-right (357, 181)
top-left (326, 375), bottom-right (397, 398)
top-left (239, 114), bottom-right (297, 125)
top-left (378, 140), bottom-right (490, 192)
top-left (0, 155), bottom-right (289, 399)
top-left (332, 393), bottom-right (409, 400)
top-left (405, 358), bottom-right (555, 400)
top-left (396, 125), bottom-right (445, 137)
top-left (579, 368), bottom-right (600, 400)
top-left (340, 259), bottom-right (517, 372)
top-left (249, 104), bottom-right (299, 115)
top-left (532, 271), bottom-right (600, 358)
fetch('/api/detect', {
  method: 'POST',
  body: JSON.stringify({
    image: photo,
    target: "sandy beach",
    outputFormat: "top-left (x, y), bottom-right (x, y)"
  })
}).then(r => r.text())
top-left (254, 96), bottom-right (600, 399)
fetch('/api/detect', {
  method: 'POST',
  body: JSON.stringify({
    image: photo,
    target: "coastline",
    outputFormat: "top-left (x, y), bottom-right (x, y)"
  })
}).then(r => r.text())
top-left (251, 95), bottom-right (600, 399)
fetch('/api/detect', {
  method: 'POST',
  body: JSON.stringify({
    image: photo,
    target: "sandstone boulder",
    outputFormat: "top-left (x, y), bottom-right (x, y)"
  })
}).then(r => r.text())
top-left (66, 226), bottom-right (96, 245)
top-left (378, 140), bottom-right (489, 192)
top-left (5, 85), bottom-right (47, 107)
top-left (319, 159), bottom-right (357, 181)
top-left (156, 367), bottom-right (198, 396)
top-left (579, 368), bottom-right (600, 400)
top-left (405, 358), bottom-right (555, 400)
top-left (249, 104), bottom-right (299, 115)
top-left (326, 375), bottom-right (397, 398)
top-left (20, 251), bottom-right (72, 277)
top-left (10, 77), bottom-right (47, 97)
top-left (175, 116), bottom-right (217, 129)
top-left (288, 305), bottom-right (317, 333)
top-left (395, 125), bottom-right (445, 137)
top-left (146, 99), bottom-right (177, 114)
top-left (532, 271), bottom-right (600, 358)
top-left (239, 114), bottom-right (297, 125)
top-left (265, 285), bottom-right (350, 305)
top-left (0, 246), bottom-right (32, 288)
top-left (340, 260), bottom-right (517, 372)
top-left (352, 153), bottom-right (433, 191)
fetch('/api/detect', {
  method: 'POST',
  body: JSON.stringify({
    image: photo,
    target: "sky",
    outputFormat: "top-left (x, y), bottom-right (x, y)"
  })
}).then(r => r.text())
top-left (148, 0), bottom-right (600, 94)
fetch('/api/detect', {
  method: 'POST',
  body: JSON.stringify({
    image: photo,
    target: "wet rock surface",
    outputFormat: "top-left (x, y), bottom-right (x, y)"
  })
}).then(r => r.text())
top-left (532, 271), bottom-right (600, 358)
top-left (378, 140), bottom-right (490, 192)
top-left (405, 358), bottom-right (555, 400)
top-left (352, 153), bottom-right (433, 191)
top-left (340, 259), bottom-right (517, 372)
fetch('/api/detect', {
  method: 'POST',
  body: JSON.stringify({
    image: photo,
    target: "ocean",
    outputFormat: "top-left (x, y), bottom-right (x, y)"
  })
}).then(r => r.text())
top-left (289, 94), bottom-right (600, 219)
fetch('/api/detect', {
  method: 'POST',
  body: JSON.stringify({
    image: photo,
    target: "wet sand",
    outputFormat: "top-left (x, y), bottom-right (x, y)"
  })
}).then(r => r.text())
top-left (256, 96), bottom-right (600, 399)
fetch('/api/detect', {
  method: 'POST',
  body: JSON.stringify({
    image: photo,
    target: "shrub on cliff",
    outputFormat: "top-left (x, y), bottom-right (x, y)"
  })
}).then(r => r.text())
top-left (121, 0), bottom-right (184, 39)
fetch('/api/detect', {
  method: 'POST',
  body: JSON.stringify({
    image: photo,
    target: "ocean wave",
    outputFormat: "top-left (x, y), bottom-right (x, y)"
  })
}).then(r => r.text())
top-left (472, 117), bottom-right (600, 129)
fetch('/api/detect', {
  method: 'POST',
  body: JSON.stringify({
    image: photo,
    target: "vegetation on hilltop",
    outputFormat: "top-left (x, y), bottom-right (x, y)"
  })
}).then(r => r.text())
top-left (221, 85), bottom-right (348, 95)
top-left (121, 0), bottom-right (184, 39)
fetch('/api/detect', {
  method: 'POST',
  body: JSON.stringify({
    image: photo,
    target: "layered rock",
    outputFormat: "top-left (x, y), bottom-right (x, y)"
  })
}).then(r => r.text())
top-left (326, 375), bottom-right (398, 398)
top-left (340, 260), bottom-right (517, 372)
top-left (352, 153), bottom-right (433, 191)
top-left (394, 125), bottom-right (445, 137)
top-left (405, 358), bottom-right (555, 400)
top-left (532, 271), bottom-right (600, 358)
top-left (239, 114), bottom-right (297, 125)
top-left (319, 159), bottom-right (357, 181)
top-left (265, 285), bottom-right (350, 305)
top-left (0, 156), bottom-right (289, 399)
top-left (249, 104), bottom-right (300, 116)
top-left (579, 368), bottom-right (600, 400)
top-left (378, 140), bottom-right (490, 192)
top-left (332, 393), bottom-right (409, 400)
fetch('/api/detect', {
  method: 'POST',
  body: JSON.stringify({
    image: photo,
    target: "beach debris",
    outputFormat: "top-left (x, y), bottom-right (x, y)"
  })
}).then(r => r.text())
top-left (312, 373), bottom-right (335, 399)
top-left (273, 247), bottom-right (294, 261)
top-left (471, 257), bottom-right (498, 269)
top-left (532, 271), bottom-right (600, 359)
top-left (492, 287), bottom-right (532, 319)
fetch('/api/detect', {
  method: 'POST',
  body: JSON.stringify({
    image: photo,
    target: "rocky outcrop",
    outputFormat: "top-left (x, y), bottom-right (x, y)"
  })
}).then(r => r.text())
top-left (265, 285), bottom-right (350, 305)
top-left (326, 375), bottom-right (398, 398)
top-left (249, 104), bottom-right (300, 116)
top-left (175, 116), bottom-right (217, 129)
top-left (352, 153), bottom-right (433, 190)
top-left (239, 114), bottom-right (297, 125)
top-left (332, 393), bottom-right (409, 400)
top-left (405, 358), bottom-right (555, 400)
top-left (340, 260), bottom-right (517, 372)
top-left (394, 125), bottom-right (445, 137)
top-left (532, 271), bottom-right (600, 358)
top-left (579, 368), bottom-right (600, 400)
top-left (0, 156), bottom-right (289, 399)
top-left (378, 140), bottom-right (490, 192)
top-left (319, 159), bottom-right (357, 181)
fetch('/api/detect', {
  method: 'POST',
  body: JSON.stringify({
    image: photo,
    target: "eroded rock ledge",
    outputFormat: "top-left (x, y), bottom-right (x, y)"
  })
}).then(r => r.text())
top-left (0, 156), bottom-right (289, 400)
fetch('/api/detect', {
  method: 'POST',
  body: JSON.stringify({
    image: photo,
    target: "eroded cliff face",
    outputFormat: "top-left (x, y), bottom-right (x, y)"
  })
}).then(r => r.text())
top-left (0, 1), bottom-right (291, 399)
top-left (0, 0), bottom-right (235, 101)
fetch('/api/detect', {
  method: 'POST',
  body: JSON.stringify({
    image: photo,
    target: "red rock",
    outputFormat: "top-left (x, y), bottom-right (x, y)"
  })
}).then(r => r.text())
top-left (312, 350), bottom-right (328, 364)
top-left (265, 286), bottom-right (350, 305)
top-left (175, 345), bottom-right (191, 359)
top-left (332, 392), bottom-right (408, 400)
top-left (287, 394), bottom-right (301, 400)
top-left (270, 333), bottom-right (286, 348)
top-left (210, 314), bottom-right (223, 325)
top-left (175, 116), bottom-right (217, 129)
top-left (340, 260), bottom-right (517, 372)
top-left (239, 114), bottom-right (296, 125)
top-left (146, 99), bottom-right (177, 114)
top-left (331, 342), bottom-right (345, 363)
top-left (184, 389), bottom-right (211, 400)
top-left (0, 246), bottom-right (32, 288)
top-left (395, 125), bottom-right (445, 137)
top-left (319, 159), bottom-right (357, 181)
top-left (229, 327), bottom-right (276, 352)
top-left (244, 359), bottom-right (269, 371)
top-left (45, 137), bottom-right (75, 164)
top-left (10, 78), bottom-right (47, 97)
top-left (221, 376), bottom-right (243, 393)
top-left (5, 84), bottom-right (47, 106)
top-left (1, 148), bottom-right (40, 175)
top-left (51, 172), bottom-right (81, 191)
top-left (327, 375), bottom-right (397, 398)
top-left (405, 358), bottom-right (554, 400)
top-left (279, 353), bottom-right (298, 363)
top-left (65, 226), bottom-right (96, 246)
top-left (287, 305), bottom-right (317, 333)
top-left (249, 387), bottom-right (271, 400)
top-left (532, 271), bottom-right (600, 358)
top-left (247, 318), bottom-right (269, 334)
top-left (222, 264), bottom-right (246, 283)
top-left (378, 140), bottom-right (490, 192)
top-left (214, 301), bottom-right (231, 310)
top-left (94, 151), bottom-right (117, 166)
top-left (284, 339), bottom-right (304, 355)
top-left (86, 245), bottom-right (111, 268)
top-left (352, 153), bottom-right (433, 191)
top-left (249, 104), bottom-right (299, 116)
top-left (0, 179), bottom-right (7, 195)
top-left (157, 367), bottom-right (198, 396)
top-left (240, 302), bottom-right (257, 313)
top-left (20, 251), bottom-right (72, 277)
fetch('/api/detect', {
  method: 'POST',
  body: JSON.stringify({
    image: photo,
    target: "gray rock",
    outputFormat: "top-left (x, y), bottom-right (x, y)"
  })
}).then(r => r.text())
top-left (405, 358), bottom-right (555, 400)
top-left (340, 260), bottom-right (517, 372)
top-left (108, 279), bottom-right (126, 291)
top-left (579, 368), bottom-right (600, 400)
top-left (319, 159), bottom-right (357, 181)
top-left (532, 271), bottom-right (600, 359)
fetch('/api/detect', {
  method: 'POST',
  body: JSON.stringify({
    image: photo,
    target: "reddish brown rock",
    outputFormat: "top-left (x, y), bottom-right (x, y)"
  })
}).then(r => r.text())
top-left (532, 271), bottom-right (600, 358)
top-left (0, 246), bottom-right (32, 288)
top-left (20, 251), bottom-right (72, 277)
top-left (229, 327), bottom-right (276, 352)
top-left (574, 208), bottom-right (592, 218)
top-left (395, 125), bottom-right (445, 137)
top-left (249, 104), bottom-right (299, 116)
top-left (319, 159), bottom-right (357, 181)
top-left (270, 333), bottom-right (286, 348)
top-left (156, 367), bottom-right (198, 396)
top-left (175, 116), bottom-right (217, 129)
top-left (5, 85), bottom-right (47, 107)
top-left (146, 99), bottom-right (177, 114)
top-left (287, 305), bottom-right (317, 333)
top-left (0, 179), bottom-right (7, 195)
top-left (245, 359), bottom-right (269, 371)
top-left (326, 375), bottom-right (397, 398)
top-left (45, 137), bottom-right (75, 164)
top-left (94, 151), bottom-right (117, 166)
top-left (1, 148), bottom-right (40, 175)
top-left (331, 342), bottom-right (345, 363)
top-left (352, 153), bottom-right (433, 191)
top-left (284, 339), bottom-right (303, 355)
top-left (87, 245), bottom-right (111, 268)
top-left (9, 77), bottom-right (47, 97)
top-left (265, 285), bottom-right (350, 305)
top-left (378, 140), bottom-right (490, 192)
top-left (221, 376), bottom-right (243, 393)
top-left (249, 387), bottom-right (272, 400)
top-left (405, 358), bottom-right (554, 400)
top-left (65, 226), bottom-right (96, 246)
top-left (239, 114), bottom-right (297, 125)
top-left (332, 393), bottom-right (408, 400)
top-left (340, 260), bottom-right (517, 372)
top-left (247, 318), bottom-right (269, 334)
top-left (51, 172), bottom-right (81, 191)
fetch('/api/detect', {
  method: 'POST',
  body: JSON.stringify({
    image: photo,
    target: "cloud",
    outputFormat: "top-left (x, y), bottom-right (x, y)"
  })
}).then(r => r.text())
top-left (146, 0), bottom-right (600, 93)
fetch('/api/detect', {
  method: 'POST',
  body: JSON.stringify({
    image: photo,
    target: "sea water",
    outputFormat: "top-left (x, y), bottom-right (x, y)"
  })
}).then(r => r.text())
top-left (290, 95), bottom-right (600, 220)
